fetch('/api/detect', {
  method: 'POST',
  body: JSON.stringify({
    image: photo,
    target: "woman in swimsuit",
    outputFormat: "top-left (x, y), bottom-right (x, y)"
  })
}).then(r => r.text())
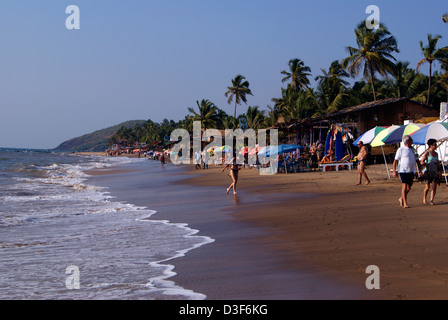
top-left (222, 154), bottom-right (240, 195)
top-left (420, 139), bottom-right (440, 205)
top-left (356, 141), bottom-right (370, 185)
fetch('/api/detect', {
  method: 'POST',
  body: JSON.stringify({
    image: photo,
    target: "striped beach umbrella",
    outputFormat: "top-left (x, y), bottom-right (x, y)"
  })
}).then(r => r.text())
top-left (238, 147), bottom-right (249, 155)
top-left (353, 126), bottom-right (387, 145)
top-left (381, 123), bottom-right (427, 145)
top-left (248, 146), bottom-right (263, 156)
top-left (214, 145), bottom-right (232, 153)
top-left (411, 122), bottom-right (448, 145)
top-left (354, 125), bottom-right (399, 180)
top-left (370, 125), bottom-right (402, 147)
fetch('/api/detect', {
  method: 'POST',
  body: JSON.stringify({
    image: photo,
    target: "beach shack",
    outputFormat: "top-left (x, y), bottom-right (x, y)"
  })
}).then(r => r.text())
top-left (322, 98), bottom-right (439, 135)
top-left (277, 98), bottom-right (439, 146)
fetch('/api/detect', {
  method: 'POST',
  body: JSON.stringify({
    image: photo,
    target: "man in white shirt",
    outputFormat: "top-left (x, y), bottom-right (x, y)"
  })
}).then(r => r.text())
top-left (393, 135), bottom-right (422, 208)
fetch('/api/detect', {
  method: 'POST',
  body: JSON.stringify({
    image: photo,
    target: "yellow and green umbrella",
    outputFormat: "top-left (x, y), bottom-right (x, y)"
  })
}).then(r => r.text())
top-left (381, 123), bottom-right (426, 145)
top-left (370, 125), bottom-right (402, 147)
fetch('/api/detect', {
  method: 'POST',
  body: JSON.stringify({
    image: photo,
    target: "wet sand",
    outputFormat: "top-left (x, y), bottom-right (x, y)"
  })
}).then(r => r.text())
top-left (87, 159), bottom-right (448, 300)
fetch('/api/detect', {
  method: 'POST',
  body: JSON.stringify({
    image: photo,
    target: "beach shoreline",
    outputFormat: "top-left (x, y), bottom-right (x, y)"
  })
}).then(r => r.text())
top-left (84, 153), bottom-right (448, 300)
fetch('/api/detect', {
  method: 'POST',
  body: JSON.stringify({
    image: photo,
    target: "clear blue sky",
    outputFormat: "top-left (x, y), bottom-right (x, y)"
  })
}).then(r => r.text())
top-left (0, 0), bottom-right (447, 149)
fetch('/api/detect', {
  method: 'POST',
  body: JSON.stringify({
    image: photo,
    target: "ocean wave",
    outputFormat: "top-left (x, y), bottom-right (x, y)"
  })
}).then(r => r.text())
top-left (0, 153), bottom-right (214, 300)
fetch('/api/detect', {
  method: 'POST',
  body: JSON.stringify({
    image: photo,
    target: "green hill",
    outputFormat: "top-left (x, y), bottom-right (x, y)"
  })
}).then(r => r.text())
top-left (54, 120), bottom-right (146, 152)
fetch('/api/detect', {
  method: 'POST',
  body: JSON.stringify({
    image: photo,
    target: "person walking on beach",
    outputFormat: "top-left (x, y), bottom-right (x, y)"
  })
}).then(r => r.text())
top-left (160, 153), bottom-right (165, 168)
top-left (203, 151), bottom-right (209, 169)
top-left (356, 141), bottom-right (370, 185)
top-left (222, 153), bottom-right (240, 195)
top-left (194, 151), bottom-right (201, 170)
top-left (393, 135), bottom-right (423, 208)
top-left (420, 139), bottom-right (440, 205)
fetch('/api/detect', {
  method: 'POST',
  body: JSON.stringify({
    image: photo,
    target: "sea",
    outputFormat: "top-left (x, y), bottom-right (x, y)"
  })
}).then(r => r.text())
top-left (0, 148), bottom-right (214, 300)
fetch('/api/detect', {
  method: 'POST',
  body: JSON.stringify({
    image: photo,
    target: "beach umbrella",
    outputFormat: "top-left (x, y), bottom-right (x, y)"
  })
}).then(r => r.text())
top-left (353, 126), bottom-right (387, 145)
top-left (410, 122), bottom-right (448, 145)
top-left (239, 147), bottom-right (249, 155)
top-left (381, 123), bottom-right (427, 145)
top-left (214, 145), bottom-right (232, 153)
top-left (259, 144), bottom-right (302, 157)
top-left (213, 146), bottom-right (224, 153)
top-left (354, 126), bottom-right (396, 179)
top-left (205, 146), bottom-right (217, 156)
top-left (248, 146), bottom-right (263, 156)
top-left (370, 125), bottom-right (401, 179)
top-left (257, 146), bottom-right (270, 156)
top-left (223, 145), bottom-right (233, 153)
top-left (370, 125), bottom-right (402, 147)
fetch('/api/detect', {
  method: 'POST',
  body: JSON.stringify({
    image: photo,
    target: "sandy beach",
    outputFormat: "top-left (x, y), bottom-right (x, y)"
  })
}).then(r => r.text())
top-left (84, 155), bottom-right (448, 300)
top-left (178, 163), bottom-right (448, 300)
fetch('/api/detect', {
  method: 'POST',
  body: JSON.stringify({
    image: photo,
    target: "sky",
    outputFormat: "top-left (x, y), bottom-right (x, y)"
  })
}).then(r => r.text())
top-left (0, 0), bottom-right (447, 149)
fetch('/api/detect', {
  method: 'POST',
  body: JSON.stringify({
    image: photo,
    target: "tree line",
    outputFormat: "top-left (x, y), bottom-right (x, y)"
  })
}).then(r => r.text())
top-left (110, 18), bottom-right (448, 148)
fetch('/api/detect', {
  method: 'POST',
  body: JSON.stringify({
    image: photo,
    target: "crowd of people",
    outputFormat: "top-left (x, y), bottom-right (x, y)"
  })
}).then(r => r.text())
top-left (158, 134), bottom-right (444, 206)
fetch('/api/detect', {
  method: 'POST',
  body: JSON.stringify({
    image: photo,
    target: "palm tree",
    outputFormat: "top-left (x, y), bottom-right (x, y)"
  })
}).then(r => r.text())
top-left (245, 106), bottom-right (265, 130)
top-left (225, 74), bottom-right (253, 119)
top-left (315, 60), bottom-right (349, 89)
top-left (341, 21), bottom-right (399, 101)
top-left (436, 60), bottom-right (448, 102)
top-left (271, 87), bottom-right (289, 114)
top-left (315, 60), bottom-right (349, 114)
top-left (388, 61), bottom-right (426, 99)
top-left (416, 34), bottom-right (448, 104)
top-left (283, 89), bottom-right (318, 121)
top-left (314, 83), bottom-right (348, 115)
top-left (187, 99), bottom-right (218, 130)
top-left (179, 115), bottom-right (194, 132)
top-left (264, 105), bottom-right (279, 128)
top-left (281, 58), bottom-right (312, 91)
top-left (222, 115), bottom-right (238, 130)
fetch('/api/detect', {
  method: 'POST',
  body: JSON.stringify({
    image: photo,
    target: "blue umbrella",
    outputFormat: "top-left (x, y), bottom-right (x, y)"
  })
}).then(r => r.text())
top-left (259, 144), bottom-right (302, 157)
top-left (381, 123), bottom-right (426, 145)
top-left (410, 122), bottom-right (448, 145)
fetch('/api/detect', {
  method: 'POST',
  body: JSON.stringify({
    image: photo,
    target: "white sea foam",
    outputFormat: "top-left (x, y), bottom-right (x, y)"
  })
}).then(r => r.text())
top-left (0, 153), bottom-right (214, 300)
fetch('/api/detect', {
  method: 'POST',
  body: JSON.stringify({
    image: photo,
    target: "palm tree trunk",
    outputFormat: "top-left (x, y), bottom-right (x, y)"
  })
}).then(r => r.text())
top-left (427, 62), bottom-right (432, 105)
top-left (234, 100), bottom-right (237, 120)
top-left (368, 61), bottom-right (377, 101)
